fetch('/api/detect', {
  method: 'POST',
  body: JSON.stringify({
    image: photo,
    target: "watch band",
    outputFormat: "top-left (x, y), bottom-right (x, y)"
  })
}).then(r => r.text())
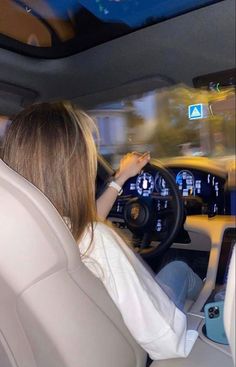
top-left (108, 180), bottom-right (123, 195)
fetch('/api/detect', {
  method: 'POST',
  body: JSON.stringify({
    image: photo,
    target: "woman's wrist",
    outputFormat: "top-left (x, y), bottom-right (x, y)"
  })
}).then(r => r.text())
top-left (114, 171), bottom-right (128, 187)
top-left (108, 180), bottom-right (123, 195)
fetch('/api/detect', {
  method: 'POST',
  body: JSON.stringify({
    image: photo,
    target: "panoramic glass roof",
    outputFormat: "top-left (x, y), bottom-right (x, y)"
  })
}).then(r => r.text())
top-left (0, 0), bottom-right (222, 58)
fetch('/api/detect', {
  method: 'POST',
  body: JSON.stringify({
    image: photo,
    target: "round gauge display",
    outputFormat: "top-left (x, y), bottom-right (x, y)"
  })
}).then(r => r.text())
top-left (136, 172), bottom-right (154, 196)
top-left (176, 170), bottom-right (195, 196)
top-left (155, 172), bottom-right (168, 194)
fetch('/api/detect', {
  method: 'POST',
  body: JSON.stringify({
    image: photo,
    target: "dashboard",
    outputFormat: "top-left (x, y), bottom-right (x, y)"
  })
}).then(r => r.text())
top-left (170, 167), bottom-right (225, 215)
top-left (121, 166), bottom-right (226, 216)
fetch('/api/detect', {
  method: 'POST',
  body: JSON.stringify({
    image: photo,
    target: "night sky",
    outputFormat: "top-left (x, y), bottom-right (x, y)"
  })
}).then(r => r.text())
top-left (45, 0), bottom-right (220, 27)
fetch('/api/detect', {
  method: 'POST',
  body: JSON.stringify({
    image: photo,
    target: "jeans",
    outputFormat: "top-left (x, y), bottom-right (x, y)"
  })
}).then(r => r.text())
top-left (155, 261), bottom-right (203, 311)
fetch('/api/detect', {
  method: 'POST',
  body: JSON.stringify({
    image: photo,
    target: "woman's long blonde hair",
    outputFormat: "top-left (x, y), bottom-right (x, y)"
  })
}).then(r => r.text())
top-left (2, 102), bottom-right (98, 241)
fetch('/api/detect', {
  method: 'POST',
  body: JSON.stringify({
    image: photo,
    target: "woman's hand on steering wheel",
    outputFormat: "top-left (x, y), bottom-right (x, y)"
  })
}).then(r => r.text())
top-left (114, 152), bottom-right (151, 187)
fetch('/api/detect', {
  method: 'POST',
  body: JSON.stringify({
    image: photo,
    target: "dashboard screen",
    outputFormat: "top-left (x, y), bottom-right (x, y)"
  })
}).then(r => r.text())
top-left (170, 168), bottom-right (225, 215)
top-left (123, 168), bottom-right (170, 198)
top-left (122, 167), bottom-right (225, 216)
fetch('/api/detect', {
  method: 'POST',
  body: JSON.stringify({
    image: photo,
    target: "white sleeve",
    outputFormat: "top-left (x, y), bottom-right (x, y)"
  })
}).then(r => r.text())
top-left (80, 223), bottom-right (198, 361)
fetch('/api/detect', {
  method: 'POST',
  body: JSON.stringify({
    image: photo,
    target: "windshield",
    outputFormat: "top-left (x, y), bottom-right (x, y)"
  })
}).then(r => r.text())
top-left (90, 84), bottom-right (235, 167)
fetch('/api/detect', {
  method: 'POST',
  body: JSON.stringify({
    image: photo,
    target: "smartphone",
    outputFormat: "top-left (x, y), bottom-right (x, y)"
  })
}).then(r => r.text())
top-left (204, 301), bottom-right (229, 345)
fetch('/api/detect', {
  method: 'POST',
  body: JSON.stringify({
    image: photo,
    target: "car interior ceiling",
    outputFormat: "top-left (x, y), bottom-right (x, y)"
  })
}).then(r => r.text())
top-left (0, 0), bottom-right (235, 115)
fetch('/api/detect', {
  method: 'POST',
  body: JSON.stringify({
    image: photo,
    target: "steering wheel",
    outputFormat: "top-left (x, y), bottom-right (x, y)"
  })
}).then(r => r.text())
top-left (108, 160), bottom-right (184, 259)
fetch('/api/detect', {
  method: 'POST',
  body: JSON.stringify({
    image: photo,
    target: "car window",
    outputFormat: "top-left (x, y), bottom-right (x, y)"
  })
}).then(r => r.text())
top-left (90, 84), bottom-right (235, 167)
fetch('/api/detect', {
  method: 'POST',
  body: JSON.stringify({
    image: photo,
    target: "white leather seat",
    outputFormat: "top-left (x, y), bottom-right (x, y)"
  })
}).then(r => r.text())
top-left (0, 159), bottom-right (147, 367)
top-left (224, 246), bottom-right (235, 365)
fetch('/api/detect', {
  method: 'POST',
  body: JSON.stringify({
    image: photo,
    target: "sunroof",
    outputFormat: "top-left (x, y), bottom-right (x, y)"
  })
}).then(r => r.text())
top-left (0, 0), bottom-right (223, 59)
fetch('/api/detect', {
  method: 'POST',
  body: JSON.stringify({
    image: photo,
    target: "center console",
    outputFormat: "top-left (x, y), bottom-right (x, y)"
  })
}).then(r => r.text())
top-left (152, 216), bottom-right (235, 367)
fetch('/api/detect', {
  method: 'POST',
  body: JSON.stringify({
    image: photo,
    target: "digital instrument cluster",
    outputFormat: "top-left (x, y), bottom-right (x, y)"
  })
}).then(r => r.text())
top-left (174, 169), bottom-right (221, 198)
top-left (128, 171), bottom-right (169, 197)
top-left (135, 172), bottom-right (154, 196)
top-left (122, 167), bottom-right (226, 215)
top-left (170, 168), bottom-right (225, 215)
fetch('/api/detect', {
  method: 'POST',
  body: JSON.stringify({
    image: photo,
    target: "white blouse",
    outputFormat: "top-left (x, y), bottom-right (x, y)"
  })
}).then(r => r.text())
top-left (79, 222), bottom-right (198, 361)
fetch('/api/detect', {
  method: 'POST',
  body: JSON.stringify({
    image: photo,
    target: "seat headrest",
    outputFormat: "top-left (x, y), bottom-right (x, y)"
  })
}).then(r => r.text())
top-left (0, 159), bottom-right (81, 294)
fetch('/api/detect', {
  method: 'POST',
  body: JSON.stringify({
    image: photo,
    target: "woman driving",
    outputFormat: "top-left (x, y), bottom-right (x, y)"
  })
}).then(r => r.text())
top-left (2, 102), bottom-right (202, 361)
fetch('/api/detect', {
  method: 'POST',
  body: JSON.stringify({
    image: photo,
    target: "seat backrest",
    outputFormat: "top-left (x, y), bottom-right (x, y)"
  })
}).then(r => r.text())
top-left (0, 159), bottom-right (146, 367)
top-left (224, 245), bottom-right (235, 365)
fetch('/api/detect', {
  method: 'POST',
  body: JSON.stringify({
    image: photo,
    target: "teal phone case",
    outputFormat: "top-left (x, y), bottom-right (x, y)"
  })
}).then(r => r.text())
top-left (204, 301), bottom-right (229, 345)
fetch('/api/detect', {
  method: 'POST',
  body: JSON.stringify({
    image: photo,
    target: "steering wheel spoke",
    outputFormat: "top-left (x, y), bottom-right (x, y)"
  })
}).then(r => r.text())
top-left (156, 208), bottom-right (175, 217)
